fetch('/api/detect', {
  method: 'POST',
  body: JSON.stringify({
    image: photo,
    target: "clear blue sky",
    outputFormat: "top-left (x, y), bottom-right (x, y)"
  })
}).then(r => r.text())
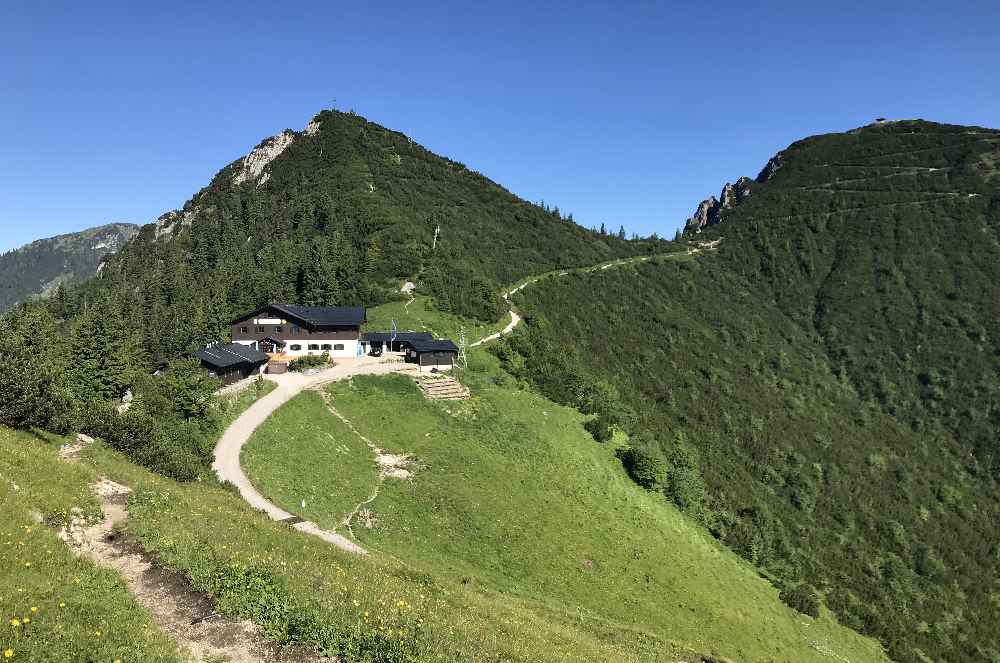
top-left (3, 1), bottom-right (999, 252)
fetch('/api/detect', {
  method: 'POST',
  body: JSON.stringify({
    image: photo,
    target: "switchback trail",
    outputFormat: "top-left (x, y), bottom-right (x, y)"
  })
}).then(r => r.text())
top-left (471, 246), bottom-right (718, 347)
top-left (213, 246), bottom-right (720, 555)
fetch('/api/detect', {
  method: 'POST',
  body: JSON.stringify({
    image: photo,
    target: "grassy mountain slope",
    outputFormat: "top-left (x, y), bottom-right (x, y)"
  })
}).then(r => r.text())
top-left (239, 302), bottom-right (889, 663)
top-left (72, 109), bottom-right (659, 364)
top-left (0, 223), bottom-right (137, 312)
top-left (498, 120), bottom-right (1000, 663)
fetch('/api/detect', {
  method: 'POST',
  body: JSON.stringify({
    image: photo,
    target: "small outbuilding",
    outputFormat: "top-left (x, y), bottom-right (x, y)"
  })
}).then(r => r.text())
top-left (361, 331), bottom-right (433, 353)
top-left (407, 339), bottom-right (460, 372)
top-left (192, 342), bottom-right (270, 385)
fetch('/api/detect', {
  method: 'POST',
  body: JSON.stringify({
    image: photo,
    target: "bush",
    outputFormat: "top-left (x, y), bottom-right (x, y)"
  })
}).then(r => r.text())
top-left (289, 355), bottom-right (333, 372)
top-left (617, 442), bottom-right (667, 490)
top-left (779, 583), bottom-right (821, 618)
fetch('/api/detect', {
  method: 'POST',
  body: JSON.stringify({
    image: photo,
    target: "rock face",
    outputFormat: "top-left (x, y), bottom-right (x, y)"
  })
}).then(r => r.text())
top-left (721, 176), bottom-right (753, 210)
top-left (756, 153), bottom-right (783, 183)
top-left (683, 177), bottom-right (753, 234)
top-left (233, 130), bottom-right (295, 187)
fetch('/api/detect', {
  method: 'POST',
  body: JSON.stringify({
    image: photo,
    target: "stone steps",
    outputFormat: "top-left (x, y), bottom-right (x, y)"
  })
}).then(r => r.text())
top-left (415, 376), bottom-right (470, 400)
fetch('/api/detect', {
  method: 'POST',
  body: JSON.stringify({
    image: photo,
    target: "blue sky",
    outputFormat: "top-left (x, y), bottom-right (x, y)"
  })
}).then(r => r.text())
top-left (3, 1), bottom-right (999, 252)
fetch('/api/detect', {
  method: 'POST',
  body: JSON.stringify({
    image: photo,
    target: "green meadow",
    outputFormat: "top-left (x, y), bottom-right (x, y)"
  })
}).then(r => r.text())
top-left (241, 348), bottom-right (890, 663)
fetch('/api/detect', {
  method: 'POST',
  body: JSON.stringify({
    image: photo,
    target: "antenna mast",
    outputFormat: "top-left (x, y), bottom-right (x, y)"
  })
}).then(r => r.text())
top-left (458, 326), bottom-right (469, 368)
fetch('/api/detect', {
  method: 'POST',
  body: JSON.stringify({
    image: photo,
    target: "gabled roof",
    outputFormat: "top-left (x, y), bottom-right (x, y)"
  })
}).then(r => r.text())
top-left (361, 331), bottom-right (434, 343)
top-left (192, 343), bottom-right (269, 370)
top-left (232, 303), bottom-right (366, 328)
top-left (408, 339), bottom-right (460, 353)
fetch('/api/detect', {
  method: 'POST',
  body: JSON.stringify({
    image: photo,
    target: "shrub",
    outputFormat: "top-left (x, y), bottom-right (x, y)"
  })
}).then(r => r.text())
top-left (779, 583), bottom-right (821, 618)
top-left (289, 355), bottom-right (333, 372)
top-left (617, 442), bottom-right (667, 490)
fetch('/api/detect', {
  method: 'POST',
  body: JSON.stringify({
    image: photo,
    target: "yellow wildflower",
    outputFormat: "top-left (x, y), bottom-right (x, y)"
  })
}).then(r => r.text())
top-left (21, 618), bottom-right (28, 624)
top-left (29, 607), bottom-right (37, 614)
top-left (59, 602), bottom-right (65, 608)
top-left (8, 618), bottom-right (19, 627)
top-left (3, 648), bottom-right (12, 658)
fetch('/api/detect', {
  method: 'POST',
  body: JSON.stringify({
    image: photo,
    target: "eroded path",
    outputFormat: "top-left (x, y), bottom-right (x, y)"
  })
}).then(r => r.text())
top-left (58, 439), bottom-right (320, 662)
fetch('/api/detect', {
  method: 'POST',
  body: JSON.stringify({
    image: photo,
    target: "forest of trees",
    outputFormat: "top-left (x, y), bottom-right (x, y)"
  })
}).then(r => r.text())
top-left (493, 121), bottom-right (1000, 663)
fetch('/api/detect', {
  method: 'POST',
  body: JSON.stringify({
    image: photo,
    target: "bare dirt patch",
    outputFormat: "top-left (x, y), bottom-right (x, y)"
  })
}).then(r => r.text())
top-left (58, 452), bottom-right (324, 661)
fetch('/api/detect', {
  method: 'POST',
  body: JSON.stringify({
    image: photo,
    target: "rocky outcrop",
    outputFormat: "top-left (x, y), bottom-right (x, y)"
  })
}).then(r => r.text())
top-left (153, 207), bottom-right (199, 241)
top-left (756, 153), bottom-right (783, 183)
top-left (686, 196), bottom-right (720, 233)
top-left (721, 176), bottom-right (753, 209)
top-left (684, 177), bottom-right (753, 234)
top-left (233, 130), bottom-right (295, 187)
top-left (303, 119), bottom-right (322, 136)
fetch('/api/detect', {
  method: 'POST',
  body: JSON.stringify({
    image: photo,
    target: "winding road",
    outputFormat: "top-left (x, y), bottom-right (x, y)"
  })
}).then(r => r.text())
top-left (213, 248), bottom-right (712, 554)
top-left (212, 358), bottom-right (413, 555)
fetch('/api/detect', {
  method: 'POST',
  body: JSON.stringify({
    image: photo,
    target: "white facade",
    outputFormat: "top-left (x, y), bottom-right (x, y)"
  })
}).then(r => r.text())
top-left (233, 338), bottom-right (361, 359)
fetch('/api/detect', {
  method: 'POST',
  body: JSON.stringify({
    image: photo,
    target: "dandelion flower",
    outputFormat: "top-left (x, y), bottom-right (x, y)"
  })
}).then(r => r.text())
top-left (29, 607), bottom-right (37, 614)
top-left (8, 618), bottom-right (19, 627)
top-left (59, 602), bottom-right (65, 608)
top-left (21, 618), bottom-right (28, 625)
top-left (3, 648), bottom-right (12, 658)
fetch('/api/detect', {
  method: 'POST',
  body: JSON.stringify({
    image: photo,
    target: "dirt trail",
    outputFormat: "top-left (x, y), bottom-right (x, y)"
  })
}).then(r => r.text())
top-left (57, 438), bottom-right (321, 662)
top-left (212, 359), bottom-right (415, 556)
top-left (471, 248), bottom-right (717, 347)
top-left (317, 391), bottom-right (413, 538)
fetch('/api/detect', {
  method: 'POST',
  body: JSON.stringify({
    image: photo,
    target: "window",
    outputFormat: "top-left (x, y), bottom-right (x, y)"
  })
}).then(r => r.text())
top-left (275, 326), bottom-right (283, 333)
top-left (293, 326), bottom-right (301, 333)
top-left (308, 344), bottom-right (320, 351)
top-left (256, 326), bottom-right (265, 333)
top-left (321, 344), bottom-right (332, 351)
top-left (240, 326), bottom-right (248, 334)
top-left (334, 344), bottom-right (344, 351)
top-left (290, 344), bottom-right (302, 351)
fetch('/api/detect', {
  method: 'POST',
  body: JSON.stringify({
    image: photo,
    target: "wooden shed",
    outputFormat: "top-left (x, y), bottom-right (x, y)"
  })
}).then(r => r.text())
top-left (407, 339), bottom-right (460, 371)
top-left (191, 342), bottom-right (270, 385)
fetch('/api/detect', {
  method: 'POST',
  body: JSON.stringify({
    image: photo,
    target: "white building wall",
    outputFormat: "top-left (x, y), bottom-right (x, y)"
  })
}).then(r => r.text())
top-left (283, 338), bottom-right (360, 359)
top-left (233, 338), bottom-right (360, 359)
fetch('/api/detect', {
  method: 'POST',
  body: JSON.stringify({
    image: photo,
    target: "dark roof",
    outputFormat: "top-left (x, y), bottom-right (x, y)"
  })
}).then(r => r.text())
top-left (192, 343), bottom-right (269, 370)
top-left (361, 331), bottom-right (434, 343)
top-left (232, 303), bottom-right (366, 328)
top-left (408, 339), bottom-right (460, 353)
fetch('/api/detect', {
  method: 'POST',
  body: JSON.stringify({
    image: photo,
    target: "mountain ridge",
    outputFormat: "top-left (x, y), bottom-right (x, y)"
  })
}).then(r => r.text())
top-left (0, 222), bottom-right (138, 312)
top-left (499, 118), bottom-right (1000, 663)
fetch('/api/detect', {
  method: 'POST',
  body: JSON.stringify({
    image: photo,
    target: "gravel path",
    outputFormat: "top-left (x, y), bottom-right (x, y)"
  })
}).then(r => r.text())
top-left (212, 358), bottom-right (414, 555)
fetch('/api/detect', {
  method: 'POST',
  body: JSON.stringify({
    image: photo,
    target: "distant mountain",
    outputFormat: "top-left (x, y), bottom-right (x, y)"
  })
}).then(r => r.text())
top-left (0, 223), bottom-right (138, 312)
